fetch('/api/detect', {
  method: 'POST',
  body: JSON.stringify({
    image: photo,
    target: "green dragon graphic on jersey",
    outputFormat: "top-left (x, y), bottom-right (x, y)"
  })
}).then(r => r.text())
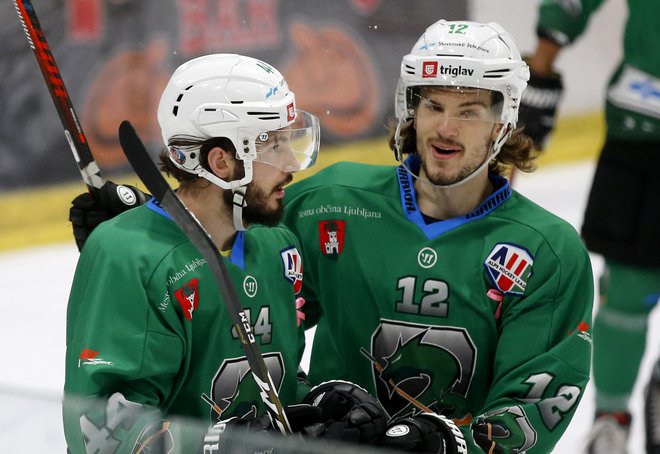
top-left (378, 330), bottom-right (469, 419)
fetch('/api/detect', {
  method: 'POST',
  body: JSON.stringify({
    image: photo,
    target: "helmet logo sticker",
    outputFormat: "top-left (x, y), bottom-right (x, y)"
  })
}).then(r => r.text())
top-left (422, 61), bottom-right (438, 78)
top-left (287, 102), bottom-right (295, 122)
top-left (258, 132), bottom-right (269, 141)
top-left (484, 243), bottom-right (534, 296)
top-left (169, 147), bottom-right (186, 165)
top-left (318, 220), bottom-right (346, 256)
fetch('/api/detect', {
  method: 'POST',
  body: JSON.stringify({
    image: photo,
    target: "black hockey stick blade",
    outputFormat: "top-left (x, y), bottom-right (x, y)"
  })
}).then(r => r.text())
top-left (13, 0), bottom-right (103, 191)
top-left (117, 120), bottom-right (292, 434)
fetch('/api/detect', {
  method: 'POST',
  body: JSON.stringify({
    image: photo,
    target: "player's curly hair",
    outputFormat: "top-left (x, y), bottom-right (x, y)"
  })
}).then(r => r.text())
top-left (387, 99), bottom-right (539, 177)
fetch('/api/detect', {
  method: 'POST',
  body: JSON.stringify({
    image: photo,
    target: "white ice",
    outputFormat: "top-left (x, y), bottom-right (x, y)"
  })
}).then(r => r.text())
top-left (2, 159), bottom-right (658, 453)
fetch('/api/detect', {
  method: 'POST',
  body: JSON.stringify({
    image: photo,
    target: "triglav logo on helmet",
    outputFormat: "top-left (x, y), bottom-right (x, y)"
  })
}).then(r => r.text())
top-left (287, 102), bottom-right (295, 122)
top-left (439, 64), bottom-right (474, 77)
top-left (422, 61), bottom-right (474, 78)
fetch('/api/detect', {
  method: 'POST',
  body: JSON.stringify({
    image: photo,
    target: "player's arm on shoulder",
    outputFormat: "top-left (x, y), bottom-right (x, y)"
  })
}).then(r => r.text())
top-left (70, 180), bottom-right (148, 251)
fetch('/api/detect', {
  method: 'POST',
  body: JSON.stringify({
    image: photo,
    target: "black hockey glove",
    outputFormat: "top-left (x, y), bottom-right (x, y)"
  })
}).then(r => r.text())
top-left (378, 413), bottom-right (467, 454)
top-left (69, 180), bottom-right (148, 251)
top-left (518, 67), bottom-right (563, 150)
top-left (302, 380), bottom-right (388, 443)
top-left (199, 404), bottom-right (327, 454)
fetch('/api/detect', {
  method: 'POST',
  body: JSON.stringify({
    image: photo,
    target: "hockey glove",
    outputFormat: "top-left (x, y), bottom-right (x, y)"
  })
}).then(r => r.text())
top-left (69, 180), bottom-right (148, 251)
top-left (302, 380), bottom-right (388, 443)
top-left (518, 66), bottom-right (563, 150)
top-left (378, 413), bottom-right (467, 454)
top-left (199, 404), bottom-right (326, 454)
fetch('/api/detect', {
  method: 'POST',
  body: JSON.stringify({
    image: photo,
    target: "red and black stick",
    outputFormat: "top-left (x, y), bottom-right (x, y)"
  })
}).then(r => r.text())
top-left (13, 0), bottom-right (103, 192)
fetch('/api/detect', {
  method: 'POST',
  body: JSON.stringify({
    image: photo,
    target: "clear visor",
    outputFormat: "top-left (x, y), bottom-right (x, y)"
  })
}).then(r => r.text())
top-left (253, 111), bottom-right (320, 173)
top-left (411, 87), bottom-right (503, 128)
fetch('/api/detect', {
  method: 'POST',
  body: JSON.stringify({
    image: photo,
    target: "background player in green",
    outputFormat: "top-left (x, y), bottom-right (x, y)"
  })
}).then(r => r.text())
top-left (64, 53), bottom-right (386, 453)
top-left (282, 20), bottom-right (594, 453)
top-left (518, 1), bottom-right (660, 452)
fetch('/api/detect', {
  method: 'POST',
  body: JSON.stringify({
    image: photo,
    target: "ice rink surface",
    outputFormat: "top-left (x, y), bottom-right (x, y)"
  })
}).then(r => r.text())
top-left (2, 159), bottom-right (659, 453)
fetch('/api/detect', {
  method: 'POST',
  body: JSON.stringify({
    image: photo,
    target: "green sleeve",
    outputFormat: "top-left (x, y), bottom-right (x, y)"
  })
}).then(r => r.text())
top-left (463, 235), bottom-right (594, 452)
top-left (63, 225), bottom-right (184, 453)
top-left (537, 0), bottom-right (607, 45)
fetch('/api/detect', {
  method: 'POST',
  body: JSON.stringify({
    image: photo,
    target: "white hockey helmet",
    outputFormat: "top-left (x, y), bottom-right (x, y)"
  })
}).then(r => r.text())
top-left (394, 20), bottom-right (529, 159)
top-left (157, 53), bottom-right (320, 190)
top-left (157, 53), bottom-right (319, 230)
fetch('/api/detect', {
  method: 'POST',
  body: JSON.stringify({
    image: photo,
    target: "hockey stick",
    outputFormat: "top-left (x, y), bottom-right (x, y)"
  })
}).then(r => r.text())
top-left (359, 347), bottom-right (434, 414)
top-left (117, 120), bottom-right (292, 435)
top-left (12, 0), bottom-right (103, 191)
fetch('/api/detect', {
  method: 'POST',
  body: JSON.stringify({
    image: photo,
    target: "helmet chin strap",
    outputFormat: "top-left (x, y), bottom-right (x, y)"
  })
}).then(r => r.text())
top-left (395, 118), bottom-right (512, 189)
top-left (232, 187), bottom-right (248, 231)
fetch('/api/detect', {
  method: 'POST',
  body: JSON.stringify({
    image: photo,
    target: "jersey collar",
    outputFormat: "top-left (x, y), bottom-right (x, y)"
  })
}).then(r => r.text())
top-left (146, 197), bottom-right (246, 268)
top-left (396, 155), bottom-right (511, 239)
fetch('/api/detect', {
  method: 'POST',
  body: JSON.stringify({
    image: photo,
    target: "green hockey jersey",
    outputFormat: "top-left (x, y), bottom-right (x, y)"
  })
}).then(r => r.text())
top-left (63, 199), bottom-right (307, 453)
top-left (283, 159), bottom-right (594, 453)
top-left (538, 0), bottom-right (660, 140)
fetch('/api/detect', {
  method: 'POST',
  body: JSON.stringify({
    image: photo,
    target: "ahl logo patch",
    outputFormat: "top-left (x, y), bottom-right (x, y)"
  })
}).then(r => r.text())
top-left (174, 278), bottom-right (199, 321)
top-left (318, 220), bottom-right (345, 256)
top-left (484, 243), bottom-right (534, 296)
top-left (280, 247), bottom-right (303, 294)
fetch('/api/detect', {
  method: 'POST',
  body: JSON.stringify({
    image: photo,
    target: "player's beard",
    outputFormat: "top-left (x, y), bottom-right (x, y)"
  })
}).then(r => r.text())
top-left (420, 135), bottom-right (493, 186)
top-left (223, 176), bottom-right (291, 227)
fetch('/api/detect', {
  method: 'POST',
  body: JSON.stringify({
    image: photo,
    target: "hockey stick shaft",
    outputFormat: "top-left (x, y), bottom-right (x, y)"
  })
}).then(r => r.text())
top-left (359, 347), bottom-right (434, 414)
top-left (118, 120), bottom-right (292, 435)
top-left (12, 0), bottom-right (103, 191)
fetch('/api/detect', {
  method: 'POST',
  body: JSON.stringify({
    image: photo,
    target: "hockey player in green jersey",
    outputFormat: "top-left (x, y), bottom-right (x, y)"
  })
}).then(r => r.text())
top-left (518, 1), bottom-right (660, 453)
top-left (282, 20), bottom-right (595, 453)
top-left (63, 54), bottom-right (387, 454)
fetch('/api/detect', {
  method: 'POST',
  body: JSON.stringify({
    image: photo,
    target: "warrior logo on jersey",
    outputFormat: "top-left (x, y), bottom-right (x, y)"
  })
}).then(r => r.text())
top-left (318, 220), bottom-right (345, 256)
top-left (174, 278), bottom-right (199, 321)
top-left (484, 243), bottom-right (534, 296)
top-left (209, 354), bottom-right (284, 421)
top-left (280, 247), bottom-right (303, 294)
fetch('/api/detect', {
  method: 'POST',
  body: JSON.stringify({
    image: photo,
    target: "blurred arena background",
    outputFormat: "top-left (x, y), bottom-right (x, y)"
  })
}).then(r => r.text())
top-left (0, 0), bottom-right (624, 251)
